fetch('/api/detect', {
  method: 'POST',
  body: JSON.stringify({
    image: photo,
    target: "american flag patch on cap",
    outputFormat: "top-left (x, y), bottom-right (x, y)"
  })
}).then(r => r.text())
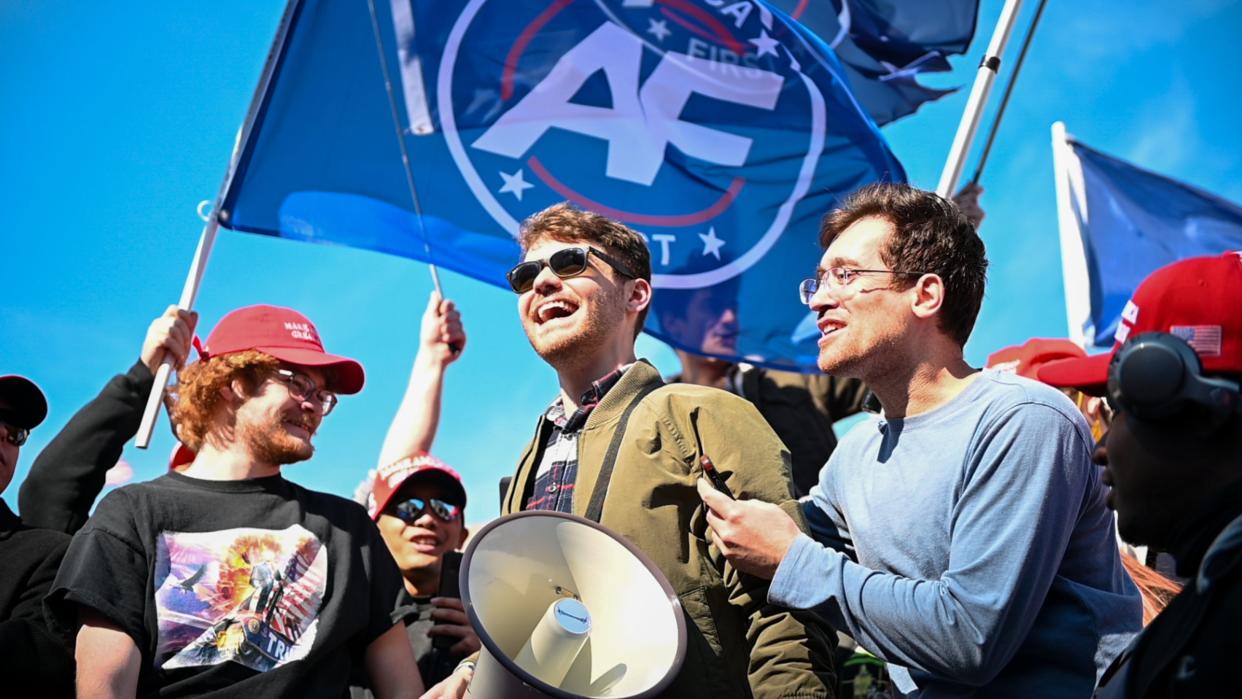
top-left (1171, 325), bottom-right (1222, 356)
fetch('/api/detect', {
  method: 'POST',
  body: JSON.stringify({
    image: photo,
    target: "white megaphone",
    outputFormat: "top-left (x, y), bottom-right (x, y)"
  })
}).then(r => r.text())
top-left (460, 511), bottom-right (687, 698)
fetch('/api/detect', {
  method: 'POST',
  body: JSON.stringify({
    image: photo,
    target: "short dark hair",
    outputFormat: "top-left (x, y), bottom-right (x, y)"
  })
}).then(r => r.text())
top-left (820, 183), bottom-right (988, 346)
top-left (519, 203), bottom-right (652, 337)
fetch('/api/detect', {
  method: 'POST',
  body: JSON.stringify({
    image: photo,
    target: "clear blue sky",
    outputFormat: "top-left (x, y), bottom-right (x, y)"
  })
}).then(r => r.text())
top-left (3, 0), bottom-right (1240, 518)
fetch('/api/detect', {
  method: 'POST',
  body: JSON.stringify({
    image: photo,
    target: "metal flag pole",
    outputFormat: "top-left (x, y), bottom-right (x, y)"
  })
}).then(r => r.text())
top-left (969, 0), bottom-right (1049, 186)
top-left (365, 0), bottom-right (447, 301)
top-left (134, 0), bottom-right (306, 449)
top-left (935, 0), bottom-right (1025, 197)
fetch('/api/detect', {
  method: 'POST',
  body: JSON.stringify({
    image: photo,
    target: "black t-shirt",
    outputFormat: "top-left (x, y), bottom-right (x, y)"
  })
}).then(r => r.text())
top-left (47, 472), bottom-right (404, 698)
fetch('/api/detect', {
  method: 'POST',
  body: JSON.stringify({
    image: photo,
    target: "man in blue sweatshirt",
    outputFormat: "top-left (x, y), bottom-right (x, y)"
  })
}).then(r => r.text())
top-left (699, 183), bottom-right (1140, 697)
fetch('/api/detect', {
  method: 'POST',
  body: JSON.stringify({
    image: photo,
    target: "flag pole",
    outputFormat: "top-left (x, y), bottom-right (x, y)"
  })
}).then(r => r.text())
top-left (365, 0), bottom-right (448, 302)
top-left (134, 219), bottom-right (219, 448)
top-left (969, 0), bottom-right (1048, 185)
top-left (935, 0), bottom-right (1025, 197)
top-left (134, 0), bottom-right (306, 449)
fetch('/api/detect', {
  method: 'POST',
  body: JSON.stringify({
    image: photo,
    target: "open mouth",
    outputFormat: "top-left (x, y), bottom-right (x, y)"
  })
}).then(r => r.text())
top-left (535, 298), bottom-right (579, 324)
top-left (817, 318), bottom-right (845, 342)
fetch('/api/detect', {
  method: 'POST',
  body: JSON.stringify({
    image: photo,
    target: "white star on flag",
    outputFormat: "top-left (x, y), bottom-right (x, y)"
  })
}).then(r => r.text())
top-left (498, 169), bottom-right (534, 201)
top-left (647, 18), bottom-right (671, 42)
top-left (749, 30), bottom-right (779, 58)
top-left (699, 227), bottom-right (726, 259)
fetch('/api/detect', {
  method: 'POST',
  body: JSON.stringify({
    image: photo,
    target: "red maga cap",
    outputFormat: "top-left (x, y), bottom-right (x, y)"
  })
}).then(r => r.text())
top-left (199, 305), bottom-right (364, 394)
top-left (1039, 251), bottom-right (1242, 394)
top-left (986, 338), bottom-right (1086, 380)
top-left (0, 375), bottom-right (48, 429)
top-left (367, 452), bottom-right (467, 521)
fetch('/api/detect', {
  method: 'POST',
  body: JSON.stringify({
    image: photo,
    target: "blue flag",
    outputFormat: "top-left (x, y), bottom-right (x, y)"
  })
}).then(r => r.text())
top-left (1053, 124), bottom-right (1242, 348)
top-left (219, 0), bottom-right (905, 371)
top-left (765, 0), bottom-right (980, 125)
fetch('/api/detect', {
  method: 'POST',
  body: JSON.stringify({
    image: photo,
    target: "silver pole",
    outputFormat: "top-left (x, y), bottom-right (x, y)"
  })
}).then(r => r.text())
top-left (936, 0), bottom-right (1025, 197)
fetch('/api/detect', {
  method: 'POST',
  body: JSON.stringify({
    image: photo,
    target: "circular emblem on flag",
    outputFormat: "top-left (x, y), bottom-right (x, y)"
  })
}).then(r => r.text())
top-left (438, 0), bottom-right (830, 289)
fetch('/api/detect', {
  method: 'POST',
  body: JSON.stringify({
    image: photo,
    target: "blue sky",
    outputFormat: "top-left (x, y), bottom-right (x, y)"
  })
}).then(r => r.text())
top-left (3, 0), bottom-right (1240, 518)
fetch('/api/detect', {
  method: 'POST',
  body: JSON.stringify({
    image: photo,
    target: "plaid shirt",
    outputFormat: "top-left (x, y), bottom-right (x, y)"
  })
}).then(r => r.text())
top-left (525, 366), bottom-right (629, 513)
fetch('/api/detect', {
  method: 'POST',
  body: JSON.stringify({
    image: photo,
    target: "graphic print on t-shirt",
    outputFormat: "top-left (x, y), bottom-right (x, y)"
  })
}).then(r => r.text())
top-left (153, 524), bottom-right (327, 672)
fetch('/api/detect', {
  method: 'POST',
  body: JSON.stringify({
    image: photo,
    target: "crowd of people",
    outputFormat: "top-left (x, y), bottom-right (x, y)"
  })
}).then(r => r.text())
top-left (1, 183), bottom-right (1237, 698)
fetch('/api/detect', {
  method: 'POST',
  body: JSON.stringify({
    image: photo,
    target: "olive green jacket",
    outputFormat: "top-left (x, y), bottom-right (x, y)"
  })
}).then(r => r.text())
top-left (503, 360), bottom-right (836, 698)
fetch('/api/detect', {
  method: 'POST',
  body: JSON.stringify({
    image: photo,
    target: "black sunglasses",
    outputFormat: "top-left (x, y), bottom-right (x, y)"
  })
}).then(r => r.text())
top-left (391, 496), bottom-right (463, 524)
top-left (506, 246), bottom-right (638, 294)
top-left (1, 420), bottom-right (29, 447)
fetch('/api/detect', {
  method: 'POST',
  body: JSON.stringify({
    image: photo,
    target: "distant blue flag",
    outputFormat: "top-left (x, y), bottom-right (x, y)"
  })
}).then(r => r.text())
top-left (218, 0), bottom-right (905, 371)
top-left (1053, 123), bottom-right (1242, 348)
top-left (765, 0), bottom-right (980, 125)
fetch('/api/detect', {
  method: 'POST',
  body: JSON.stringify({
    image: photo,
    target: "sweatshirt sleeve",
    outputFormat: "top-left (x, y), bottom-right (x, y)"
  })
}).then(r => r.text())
top-left (770, 402), bottom-right (1092, 687)
top-left (19, 361), bottom-right (154, 533)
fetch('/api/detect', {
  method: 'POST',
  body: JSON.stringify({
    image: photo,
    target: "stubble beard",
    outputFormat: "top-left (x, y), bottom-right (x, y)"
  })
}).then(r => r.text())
top-left (241, 415), bottom-right (314, 466)
top-left (527, 288), bottom-right (627, 371)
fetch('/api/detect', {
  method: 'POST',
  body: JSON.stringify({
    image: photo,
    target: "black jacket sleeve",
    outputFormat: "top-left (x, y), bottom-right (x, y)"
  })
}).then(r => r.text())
top-left (18, 361), bottom-right (154, 534)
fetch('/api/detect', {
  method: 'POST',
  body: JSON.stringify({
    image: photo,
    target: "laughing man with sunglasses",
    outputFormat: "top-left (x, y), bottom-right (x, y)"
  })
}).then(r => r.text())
top-left (423, 203), bottom-right (835, 699)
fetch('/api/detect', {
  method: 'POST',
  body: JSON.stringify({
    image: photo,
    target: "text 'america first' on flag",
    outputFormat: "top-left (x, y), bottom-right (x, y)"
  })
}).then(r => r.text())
top-left (218, 0), bottom-right (905, 372)
top-left (766, 0), bottom-right (980, 125)
top-left (1052, 123), bottom-right (1242, 349)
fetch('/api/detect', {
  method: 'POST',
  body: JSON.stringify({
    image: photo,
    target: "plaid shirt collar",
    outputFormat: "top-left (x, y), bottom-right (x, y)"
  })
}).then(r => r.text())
top-left (544, 364), bottom-right (632, 433)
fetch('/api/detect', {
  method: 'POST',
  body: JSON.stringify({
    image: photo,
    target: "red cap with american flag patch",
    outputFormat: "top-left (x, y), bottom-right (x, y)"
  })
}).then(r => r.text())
top-left (1039, 251), bottom-right (1242, 394)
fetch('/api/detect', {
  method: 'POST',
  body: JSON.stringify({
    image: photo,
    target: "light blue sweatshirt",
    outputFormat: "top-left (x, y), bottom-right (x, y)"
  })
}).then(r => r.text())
top-left (770, 370), bottom-right (1141, 697)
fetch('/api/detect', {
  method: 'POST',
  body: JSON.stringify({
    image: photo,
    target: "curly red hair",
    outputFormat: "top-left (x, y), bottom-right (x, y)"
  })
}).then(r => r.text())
top-left (169, 350), bottom-right (278, 451)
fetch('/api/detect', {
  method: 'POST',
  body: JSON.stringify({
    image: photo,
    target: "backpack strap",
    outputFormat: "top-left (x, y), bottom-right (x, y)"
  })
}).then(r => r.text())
top-left (584, 382), bottom-right (660, 523)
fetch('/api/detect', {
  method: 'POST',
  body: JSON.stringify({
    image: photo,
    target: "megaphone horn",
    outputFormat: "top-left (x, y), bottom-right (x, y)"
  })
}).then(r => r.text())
top-left (461, 511), bottom-right (687, 699)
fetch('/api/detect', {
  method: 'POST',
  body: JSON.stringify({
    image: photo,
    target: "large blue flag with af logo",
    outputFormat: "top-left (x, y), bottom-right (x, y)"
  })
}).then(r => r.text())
top-left (218, 0), bottom-right (905, 371)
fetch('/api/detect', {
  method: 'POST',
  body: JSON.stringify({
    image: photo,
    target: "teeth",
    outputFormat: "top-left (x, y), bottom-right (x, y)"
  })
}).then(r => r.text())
top-left (538, 300), bottom-right (575, 322)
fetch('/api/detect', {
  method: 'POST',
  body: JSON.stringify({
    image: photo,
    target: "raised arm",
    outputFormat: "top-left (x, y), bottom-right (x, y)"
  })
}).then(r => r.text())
top-left (19, 306), bottom-right (195, 532)
top-left (377, 293), bottom-right (465, 467)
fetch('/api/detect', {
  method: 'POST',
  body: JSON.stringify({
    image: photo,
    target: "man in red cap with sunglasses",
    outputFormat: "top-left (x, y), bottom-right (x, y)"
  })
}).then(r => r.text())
top-left (1039, 252), bottom-right (1242, 698)
top-left (48, 305), bottom-right (423, 698)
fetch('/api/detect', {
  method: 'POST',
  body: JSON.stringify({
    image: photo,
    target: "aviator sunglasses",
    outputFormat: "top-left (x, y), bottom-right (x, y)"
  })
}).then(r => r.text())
top-left (391, 496), bottom-right (463, 524)
top-left (506, 246), bottom-right (638, 294)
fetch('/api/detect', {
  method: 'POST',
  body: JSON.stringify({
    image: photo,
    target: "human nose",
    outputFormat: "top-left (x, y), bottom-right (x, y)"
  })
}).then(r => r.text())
top-left (531, 263), bottom-right (562, 294)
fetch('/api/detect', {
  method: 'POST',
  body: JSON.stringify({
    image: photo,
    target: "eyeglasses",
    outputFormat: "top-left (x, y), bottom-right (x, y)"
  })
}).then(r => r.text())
top-left (507, 246), bottom-right (638, 294)
top-left (0, 421), bottom-right (29, 447)
top-left (270, 368), bottom-right (338, 416)
top-left (391, 496), bottom-right (463, 524)
top-left (798, 267), bottom-right (928, 305)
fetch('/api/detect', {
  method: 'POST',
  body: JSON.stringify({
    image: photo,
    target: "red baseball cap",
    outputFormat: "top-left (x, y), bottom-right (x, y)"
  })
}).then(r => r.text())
top-left (986, 338), bottom-right (1086, 380)
top-left (367, 452), bottom-right (467, 521)
top-left (1039, 251), bottom-right (1242, 394)
top-left (0, 375), bottom-right (48, 429)
top-left (199, 305), bottom-right (364, 394)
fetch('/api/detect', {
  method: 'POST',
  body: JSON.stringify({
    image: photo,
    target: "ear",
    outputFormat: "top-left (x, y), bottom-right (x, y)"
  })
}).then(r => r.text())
top-left (455, 527), bottom-right (470, 550)
top-left (909, 273), bottom-right (945, 321)
top-left (627, 277), bottom-right (653, 316)
top-left (220, 378), bottom-right (245, 405)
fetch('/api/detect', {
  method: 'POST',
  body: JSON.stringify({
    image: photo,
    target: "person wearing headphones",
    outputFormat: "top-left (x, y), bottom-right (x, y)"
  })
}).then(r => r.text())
top-left (1039, 251), bottom-right (1242, 698)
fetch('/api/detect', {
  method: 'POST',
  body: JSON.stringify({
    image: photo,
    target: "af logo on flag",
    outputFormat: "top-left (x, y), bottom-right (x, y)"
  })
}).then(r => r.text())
top-left (218, 0), bottom-right (902, 369)
top-left (435, 0), bottom-right (897, 293)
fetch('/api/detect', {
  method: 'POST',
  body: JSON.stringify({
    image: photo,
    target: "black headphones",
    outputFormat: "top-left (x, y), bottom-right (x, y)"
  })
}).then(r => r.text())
top-left (1107, 332), bottom-right (1241, 423)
